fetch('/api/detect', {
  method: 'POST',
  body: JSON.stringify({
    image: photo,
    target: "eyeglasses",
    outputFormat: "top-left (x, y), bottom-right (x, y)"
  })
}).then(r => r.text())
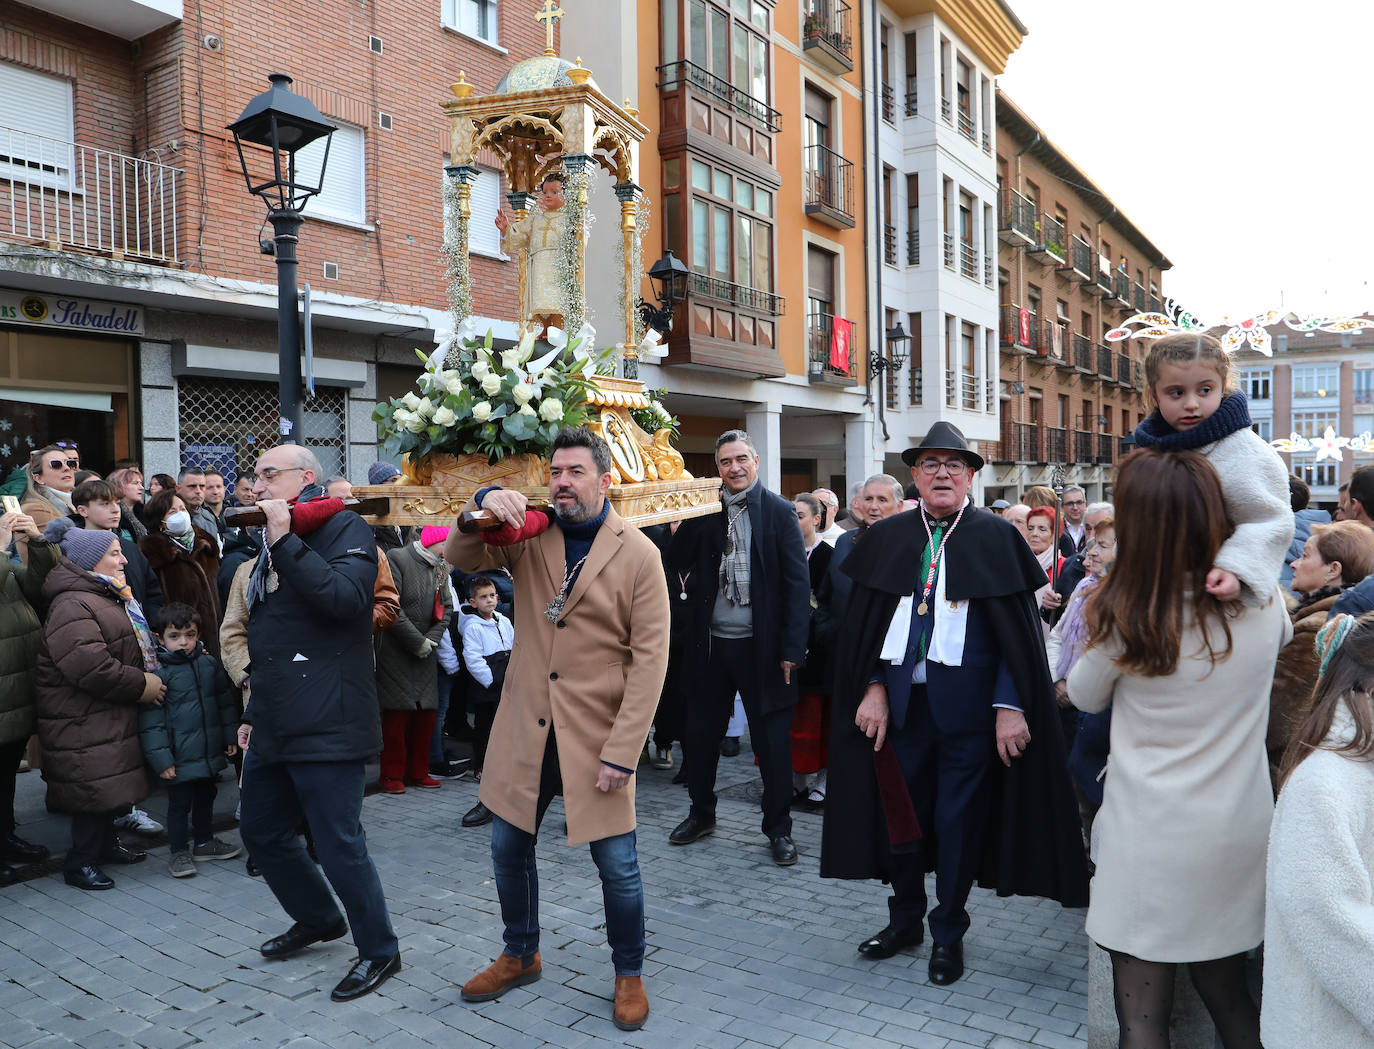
top-left (46, 458), bottom-right (79, 470)
top-left (1062, 499), bottom-right (1086, 507)
top-left (916, 457), bottom-right (969, 476)
top-left (256, 466), bottom-right (303, 483)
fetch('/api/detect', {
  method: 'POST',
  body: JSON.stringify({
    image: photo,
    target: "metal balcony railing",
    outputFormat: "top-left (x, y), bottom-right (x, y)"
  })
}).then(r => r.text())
top-left (1149, 295), bottom-right (1163, 313)
top-left (1000, 303), bottom-right (1031, 349)
top-left (942, 231), bottom-right (955, 269)
top-left (908, 366), bottom-right (922, 406)
top-left (1010, 421), bottom-right (1041, 461)
top-left (981, 130), bottom-right (991, 153)
top-left (802, 0), bottom-right (853, 68)
top-left (961, 373), bottom-right (979, 410)
top-left (1113, 272), bottom-right (1132, 304)
top-left (689, 271), bottom-right (784, 315)
top-left (1117, 353), bottom-right (1132, 384)
top-left (1045, 426), bottom-right (1068, 463)
top-left (1074, 430), bottom-right (1094, 463)
top-left (803, 143), bottom-right (854, 223)
top-left (1067, 235), bottom-right (1093, 278)
top-left (1030, 212), bottom-right (1066, 263)
top-left (884, 223), bottom-right (897, 265)
top-left (905, 76), bottom-right (918, 116)
top-left (657, 61), bottom-right (781, 131)
top-left (1071, 332), bottom-right (1092, 371)
top-left (1097, 433), bottom-right (1115, 465)
top-left (807, 311), bottom-right (857, 380)
top-left (985, 377), bottom-right (996, 411)
top-left (881, 82), bottom-right (895, 123)
top-left (997, 188), bottom-right (1036, 243)
top-left (945, 369), bottom-right (957, 407)
top-left (983, 256), bottom-right (992, 285)
top-left (959, 239), bottom-right (977, 279)
top-left (906, 227), bottom-right (919, 265)
top-left (1097, 344), bottom-right (1113, 378)
top-left (1133, 282), bottom-right (1146, 311)
top-left (0, 125), bottom-right (183, 264)
top-left (940, 97), bottom-right (952, 125)
top-left (956, 105), bottom-right (975, 141)
top-left (1095, 265), bottom-right (1114, 296)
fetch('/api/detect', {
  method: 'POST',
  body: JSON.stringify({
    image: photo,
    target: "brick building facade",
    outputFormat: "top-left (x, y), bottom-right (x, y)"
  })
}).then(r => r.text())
top-left (0, 0), bottom-right (534, 483)
top-left (985, 90), bottom-right (1171, 503)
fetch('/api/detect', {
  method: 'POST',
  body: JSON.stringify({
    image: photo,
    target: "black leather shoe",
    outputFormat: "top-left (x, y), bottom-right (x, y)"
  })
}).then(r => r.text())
top-left (64, 865), bottom-right (115, 891)
top-left (4, 833), bottom-right (50, 863)
top-left (1, 862), bottom-right (23, 886)
top-left (857, 924), bottom-right (924, 959)
top-left (928, 941), bottom-right (965, 985)
top-left (719, 736), bottom-right (741, 757)
top-left (260, 918), bottom-right (349, 959)
top-left (99, 841), bottom-right (146, 865)
top-left (330, 953), bottom-right (401, 1002)
top-left (769, 835), bottom-right (798, 866)
top-left (461, 802), bottom-right (493, 828)
top-left (245, 855), bottom-right (260, 877)
top-left (668, 814), bottom-right (716, 845)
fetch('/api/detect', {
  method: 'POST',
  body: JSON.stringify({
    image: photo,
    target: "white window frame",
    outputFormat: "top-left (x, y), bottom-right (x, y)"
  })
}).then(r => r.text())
top-left (1292, 456), bottom-right (1338, 488)
top-left (298, 121), bottom-right (366, 226)
top-left (1290, 409), bottom-right (1339, 438)
top-left (1250, 418), bottom-right (1272, 442)
top-left (442, 0), bottom-right (499, 46)
top-left (1292, 363), bottom-right (1340, 400)
top-left (1241, 366), bottom-right (1271, 402)
top-left (1354, 366), bottom-right (1374, 406)
top-left (0, 62), bottom-right (75, 190)
top-left (449, 165), bottom-right (506, 260)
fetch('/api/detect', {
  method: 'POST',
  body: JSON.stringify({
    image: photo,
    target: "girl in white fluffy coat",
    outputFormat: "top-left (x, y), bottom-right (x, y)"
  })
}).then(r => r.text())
top-left (1132, 333), bottom-right (1292, 606)
top-left (1263, 612), bottom-right (1374, 1049)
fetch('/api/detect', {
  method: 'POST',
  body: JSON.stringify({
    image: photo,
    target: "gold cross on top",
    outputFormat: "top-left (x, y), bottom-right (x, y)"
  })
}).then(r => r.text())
top-left (535, 0), bottom-right (564, 55)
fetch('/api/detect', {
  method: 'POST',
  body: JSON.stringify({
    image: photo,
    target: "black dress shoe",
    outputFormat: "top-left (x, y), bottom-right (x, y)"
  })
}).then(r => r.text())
top-left (64, 865), bottom-right (115, 891)
top-left (719, 736), bottom-right (741, 757)
top-left (4, 833), bottom-right (50, 863)
top-left (99, 842), bottom-right (146, 865)
top-left (769, 835), bottom-right (798, 866)
top-left (668, 814), bottom-right (716, 845)
top-left (928, 941), bottom-right (965, 985)
top-left (260, 918), bottom-right (349, 959)
top-left (461, 802), bottom-right (493, 828)
top-left (1, 862), bottom-right (23, 886)
top-left (857, 924), bottom-right (924, 959)
top-left (245, 855), bottom-right (260, 877)
top-left (330, 953), bottom-right (401, 1001)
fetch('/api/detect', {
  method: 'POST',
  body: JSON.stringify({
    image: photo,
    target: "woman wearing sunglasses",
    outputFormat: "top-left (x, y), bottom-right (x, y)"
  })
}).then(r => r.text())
top-left (18, 445), bottom-right (80, 564)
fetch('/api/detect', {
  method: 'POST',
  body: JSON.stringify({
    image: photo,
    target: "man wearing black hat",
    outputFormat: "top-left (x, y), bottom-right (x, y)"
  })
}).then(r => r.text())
top-left (820, 422), bottom-right (1087, 986)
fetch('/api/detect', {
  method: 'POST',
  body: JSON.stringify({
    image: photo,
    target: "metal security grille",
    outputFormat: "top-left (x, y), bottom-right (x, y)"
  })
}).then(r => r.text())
top-left (176, 378), bottom-right (347, 486)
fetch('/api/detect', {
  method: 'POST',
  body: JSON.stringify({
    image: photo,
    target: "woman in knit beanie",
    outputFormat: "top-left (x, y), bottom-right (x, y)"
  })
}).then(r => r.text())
top-left (34, 519), bottom-right (167, 890)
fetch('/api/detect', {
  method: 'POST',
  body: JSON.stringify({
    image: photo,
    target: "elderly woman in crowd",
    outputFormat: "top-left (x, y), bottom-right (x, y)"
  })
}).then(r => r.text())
top-left (106, 467), bottom-right (149, 542)
top-left (1069, 450), bottom-right (1290, 1049)
top-left (1267, 519), bottom-right (1374, 787)
top-left (139, 488), bottom-right (221, 655)
top-left (1024, 506), bottom-right (1064, 624)
top-left (35, 519), bottom-right (167, 890)
top-left (18, 444), bottom-right (81, 561)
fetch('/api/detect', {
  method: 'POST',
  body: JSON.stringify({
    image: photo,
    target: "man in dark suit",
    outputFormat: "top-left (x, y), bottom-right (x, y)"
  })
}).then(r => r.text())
top-left (667, 430), bottom-right (811, 866)
top-left (1057, 485), bottom-right (1088, 558)
top-left (822, 423), bottom-right (1087, 986)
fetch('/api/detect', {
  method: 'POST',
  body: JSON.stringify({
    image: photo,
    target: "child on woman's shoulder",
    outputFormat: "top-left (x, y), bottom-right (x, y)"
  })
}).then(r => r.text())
top-left (1133, 332), bottom-right (1293, 605)
top-left (138, 602), bottom-right (242, 878)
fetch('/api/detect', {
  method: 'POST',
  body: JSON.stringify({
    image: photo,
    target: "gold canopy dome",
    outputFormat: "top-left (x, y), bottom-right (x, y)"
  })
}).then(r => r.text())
top-left (492, 54), bottom-right (596, 95)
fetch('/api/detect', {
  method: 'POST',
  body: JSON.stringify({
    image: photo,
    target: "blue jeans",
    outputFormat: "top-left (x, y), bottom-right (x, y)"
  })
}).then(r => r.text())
top-left (490, 815), bottom-right (645, 976)
top-left (239, 751), bottom-right (399, 961)
top-left (431, 668), bottom-right (452, 767)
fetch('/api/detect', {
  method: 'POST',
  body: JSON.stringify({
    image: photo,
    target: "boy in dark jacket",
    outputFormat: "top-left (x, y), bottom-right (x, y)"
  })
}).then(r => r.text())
top-left (138, 603), bottom-right (242, 878)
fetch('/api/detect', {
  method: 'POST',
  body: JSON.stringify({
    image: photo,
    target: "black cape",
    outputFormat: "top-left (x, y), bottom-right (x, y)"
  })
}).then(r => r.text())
top-left (819, 502), bottom-right (1090, 910)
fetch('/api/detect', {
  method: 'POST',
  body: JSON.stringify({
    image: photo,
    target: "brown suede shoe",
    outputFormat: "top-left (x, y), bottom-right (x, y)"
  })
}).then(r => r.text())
top-left (613, 975), bottom-right (649, 1031)
top-left (460, 952), bottom-right (542, 1002)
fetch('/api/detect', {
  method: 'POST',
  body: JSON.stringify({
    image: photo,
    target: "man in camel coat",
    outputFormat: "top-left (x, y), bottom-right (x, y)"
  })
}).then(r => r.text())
top-left (444, 427), bottom-right (669, 1033)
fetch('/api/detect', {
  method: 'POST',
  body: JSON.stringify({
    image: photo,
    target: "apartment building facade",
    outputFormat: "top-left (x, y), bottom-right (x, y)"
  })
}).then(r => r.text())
top-left (0, 0), bottom-right (534, 484)
top-left (1235, 325), bottom-right (1374, 508)
top-left (866, 0), bottom-right (1026, 488)
top-left (984, 91), bottom-right (1171, 503)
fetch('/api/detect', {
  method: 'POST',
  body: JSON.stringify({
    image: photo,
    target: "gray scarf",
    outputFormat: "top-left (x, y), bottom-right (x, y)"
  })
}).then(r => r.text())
top-left (719, 484), bottom-right (754, 607)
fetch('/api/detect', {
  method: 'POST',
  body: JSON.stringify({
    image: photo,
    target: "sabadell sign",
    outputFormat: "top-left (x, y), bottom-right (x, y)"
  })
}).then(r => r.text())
top-left (0, 290), bottom-right (144, 336)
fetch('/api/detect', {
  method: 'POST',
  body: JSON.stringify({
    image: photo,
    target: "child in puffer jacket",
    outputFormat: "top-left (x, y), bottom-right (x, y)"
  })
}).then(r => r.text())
top-left (138, 602), bottom-right (242, 878)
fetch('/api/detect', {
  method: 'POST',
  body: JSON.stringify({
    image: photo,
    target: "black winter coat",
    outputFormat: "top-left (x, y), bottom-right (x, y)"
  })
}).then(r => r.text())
top-left (242, 511), bottom-right (381, 763)
top-left (138, 642), bottom-right (239, 781)
top-left (798, 541), bottom-right (834, 692)
top-left (670, 484), bottom-right (811, 715)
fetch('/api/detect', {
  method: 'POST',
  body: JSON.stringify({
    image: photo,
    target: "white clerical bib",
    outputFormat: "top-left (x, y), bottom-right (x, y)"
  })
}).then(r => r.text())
top-left (877, 560), bottom-right (968, 666)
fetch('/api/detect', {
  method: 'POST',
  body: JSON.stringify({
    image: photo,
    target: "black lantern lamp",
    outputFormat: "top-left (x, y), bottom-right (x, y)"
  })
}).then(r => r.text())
top-left (637, 250), bottom-right (690, 335)
top-left (869, 321), bottom-right (910, 375)
top-left (228, 74), bottom-right (336, 444)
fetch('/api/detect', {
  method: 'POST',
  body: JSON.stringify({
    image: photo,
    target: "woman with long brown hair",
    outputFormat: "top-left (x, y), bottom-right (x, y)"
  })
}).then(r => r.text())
top-left (1068, 449), bottom-right (1290, 1049)
top-left (1263, 612), bottom-right (1374, 1048)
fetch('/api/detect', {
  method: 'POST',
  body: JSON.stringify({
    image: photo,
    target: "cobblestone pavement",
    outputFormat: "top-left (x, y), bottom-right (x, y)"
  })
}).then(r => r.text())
top-left (0, 745), bottom-right (1088, 1049)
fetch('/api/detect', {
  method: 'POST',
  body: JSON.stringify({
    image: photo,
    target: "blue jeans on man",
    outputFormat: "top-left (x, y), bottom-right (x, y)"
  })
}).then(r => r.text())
top-left (239, 751), bottom-right (398, 961)
top-left (489, 732), bottom-right (645, 976)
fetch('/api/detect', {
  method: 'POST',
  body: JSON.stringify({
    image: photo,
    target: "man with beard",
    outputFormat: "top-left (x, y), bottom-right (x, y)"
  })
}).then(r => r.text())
top-left (445, 428), bottom-right (669, 1032)
top-left (822, 422), bottom-right (1087, 986)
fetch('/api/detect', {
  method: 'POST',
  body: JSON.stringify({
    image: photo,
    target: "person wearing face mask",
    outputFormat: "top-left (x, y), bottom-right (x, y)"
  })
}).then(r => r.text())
top-left (139, 488), bottom-right (222, 655)
top-left (373, 526), bottom-right (455, 794)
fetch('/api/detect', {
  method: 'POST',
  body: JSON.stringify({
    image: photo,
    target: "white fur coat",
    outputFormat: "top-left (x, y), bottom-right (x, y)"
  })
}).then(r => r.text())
top-left (1202, 427), bottom-right (1293, 607)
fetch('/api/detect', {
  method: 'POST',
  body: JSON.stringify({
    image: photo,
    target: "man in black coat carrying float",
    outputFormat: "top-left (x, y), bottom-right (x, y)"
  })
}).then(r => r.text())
top-left (821, 422), bottom-right (1088, 986)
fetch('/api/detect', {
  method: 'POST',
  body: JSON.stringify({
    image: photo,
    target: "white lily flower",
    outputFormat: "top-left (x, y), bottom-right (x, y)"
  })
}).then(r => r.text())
top-left (517, 330), bottom-right (537, 362)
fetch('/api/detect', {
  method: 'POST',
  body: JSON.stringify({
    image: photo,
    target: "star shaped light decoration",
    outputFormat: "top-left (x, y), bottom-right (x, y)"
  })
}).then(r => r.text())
top-left (1106, 301), bottom-right (1374, 357)
top-left (1271, 427), bottom-right (1374, 462)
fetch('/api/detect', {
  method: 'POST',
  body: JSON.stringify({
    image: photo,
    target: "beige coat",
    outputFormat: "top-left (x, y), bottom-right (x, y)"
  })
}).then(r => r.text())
top-left (1068, 591), bottom-right (1291, 962)
top-left (447, 505), bottom-right (670, 845)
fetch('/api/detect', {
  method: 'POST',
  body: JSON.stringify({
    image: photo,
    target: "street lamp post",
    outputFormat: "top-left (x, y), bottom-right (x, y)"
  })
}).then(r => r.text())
top-left (228, 74), bottom-right (336, 445)
top-left (867, 322), bottom-right (911, 441)
top-left (636, 249), bottom-right (691, 337)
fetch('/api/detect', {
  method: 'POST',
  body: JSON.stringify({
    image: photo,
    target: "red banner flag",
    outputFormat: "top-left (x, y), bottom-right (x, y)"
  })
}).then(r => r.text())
top-left (1018, 307), bottom-right (1031, 346)
top-left (829, 317), bottom-right (852, 373)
